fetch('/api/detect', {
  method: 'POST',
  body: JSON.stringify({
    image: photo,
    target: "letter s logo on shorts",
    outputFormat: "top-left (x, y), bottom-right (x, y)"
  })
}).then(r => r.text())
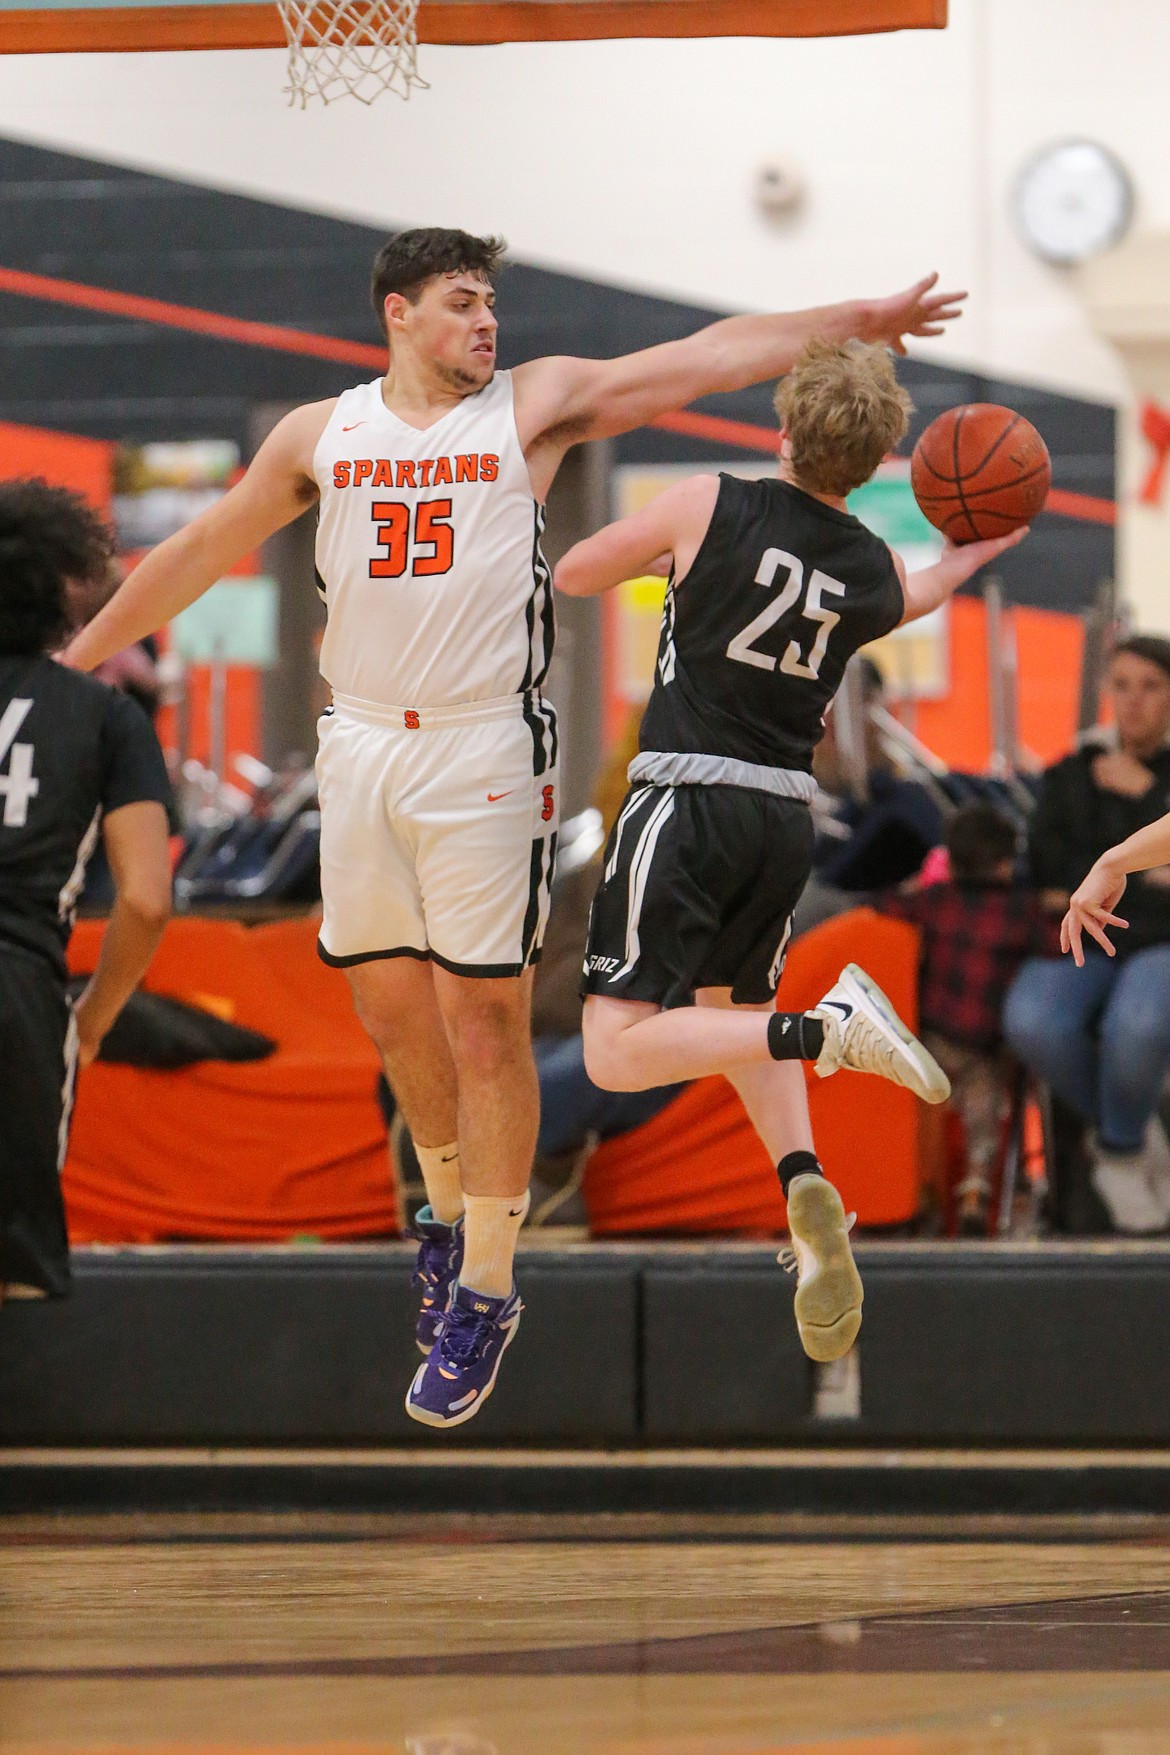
top-left (404, 710), bottom-right (420, 730)
top-left (541, 784), bottom-right (555, 822)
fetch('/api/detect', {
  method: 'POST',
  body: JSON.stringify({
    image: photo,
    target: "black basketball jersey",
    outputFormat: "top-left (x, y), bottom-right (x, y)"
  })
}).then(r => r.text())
top-left (0, 654), bottom-right (172, 977)
top-left (638, 474), bottom-right (905, 777)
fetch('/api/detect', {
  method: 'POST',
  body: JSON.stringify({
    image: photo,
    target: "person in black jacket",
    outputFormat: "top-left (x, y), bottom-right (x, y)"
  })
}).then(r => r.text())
top-left (0, 479), bottom-right (173, 1301)
top-left (1004, 635), bottom-right (1170, 1233)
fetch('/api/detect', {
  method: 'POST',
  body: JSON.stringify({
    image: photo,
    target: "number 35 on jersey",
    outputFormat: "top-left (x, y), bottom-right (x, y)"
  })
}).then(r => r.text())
top-left (370, 499), bottom-right (454, 579)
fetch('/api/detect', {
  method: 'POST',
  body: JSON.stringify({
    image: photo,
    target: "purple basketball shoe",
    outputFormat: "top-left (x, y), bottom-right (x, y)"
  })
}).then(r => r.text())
top-left (405, 1280), bottom-right (523, 1428)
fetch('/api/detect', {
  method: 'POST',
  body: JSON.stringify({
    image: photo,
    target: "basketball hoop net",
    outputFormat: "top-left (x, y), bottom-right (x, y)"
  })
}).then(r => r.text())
top-left (278, 0), bottom-right (428, 104)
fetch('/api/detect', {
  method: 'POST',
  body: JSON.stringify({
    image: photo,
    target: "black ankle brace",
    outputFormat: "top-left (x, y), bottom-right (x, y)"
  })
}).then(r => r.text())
top-left (767, 1012), bottom-right (825, 1062)
top-left (777, 1150), bottom-right (823, 1197)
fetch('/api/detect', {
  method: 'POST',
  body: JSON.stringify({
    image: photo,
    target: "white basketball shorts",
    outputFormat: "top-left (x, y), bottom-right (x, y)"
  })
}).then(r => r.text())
top-left (315, 690), bottom-right (559, 978)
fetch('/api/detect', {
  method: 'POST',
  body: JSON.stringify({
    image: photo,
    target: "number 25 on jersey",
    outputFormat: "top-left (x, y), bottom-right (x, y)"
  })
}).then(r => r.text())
top-left (370, 499), bottom-right (454, 580)
top-left (727, 548), bottom-right (845, 681)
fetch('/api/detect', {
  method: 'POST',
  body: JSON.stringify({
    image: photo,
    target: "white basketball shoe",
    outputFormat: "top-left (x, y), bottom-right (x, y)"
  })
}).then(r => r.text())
top-left (812, 963), bottom-right (951, 1106)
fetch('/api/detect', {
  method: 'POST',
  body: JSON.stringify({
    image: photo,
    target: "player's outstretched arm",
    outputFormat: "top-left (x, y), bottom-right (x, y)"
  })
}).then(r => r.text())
top-left (897, 527), bottom-right (1028, 626)
top-left (1062, 814), bottom-right (1170, 965)
top-left (554, 475), bottom-right (720, 598)
top-left (65, 401), bottom-right (333, 672)
top-left (518, 276), bottom-right (965, 449)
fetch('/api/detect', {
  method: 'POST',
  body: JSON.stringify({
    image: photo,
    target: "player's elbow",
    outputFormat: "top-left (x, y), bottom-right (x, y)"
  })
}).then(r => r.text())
top-left (552, 551), bottom-right (592, 597)
top-left (582, 1010), bottom-right (644, 1092)
top-left (582, 1034), bottom-right (628, 1091)
top-left (116, 873), bottom-right (172, 932)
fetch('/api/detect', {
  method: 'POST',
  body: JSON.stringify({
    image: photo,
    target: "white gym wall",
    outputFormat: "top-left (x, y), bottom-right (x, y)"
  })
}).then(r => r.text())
top-left (1, 0), bottom-right (1169, 620)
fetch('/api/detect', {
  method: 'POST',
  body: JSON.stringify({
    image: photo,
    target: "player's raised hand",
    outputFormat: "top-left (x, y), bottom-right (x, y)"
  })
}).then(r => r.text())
top-left (862, 274), bottom-right (967, 355)
top-left (1061, 863), bottom-right (1129, 967)
top-left (945, 525), bottom-right (1029, 577)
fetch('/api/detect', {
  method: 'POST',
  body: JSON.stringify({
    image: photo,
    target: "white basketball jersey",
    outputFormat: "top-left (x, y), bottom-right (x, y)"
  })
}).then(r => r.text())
top-left (313, 370), bottom-right (554, 709)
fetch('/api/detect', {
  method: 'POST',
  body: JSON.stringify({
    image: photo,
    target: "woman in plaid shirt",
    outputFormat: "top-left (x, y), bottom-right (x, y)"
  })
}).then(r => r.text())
top-left (882, 804), bottom-right (1056, 1234)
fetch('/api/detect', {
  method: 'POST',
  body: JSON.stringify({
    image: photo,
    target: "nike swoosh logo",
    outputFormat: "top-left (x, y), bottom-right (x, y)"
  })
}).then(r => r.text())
top-left (487, 791), bottom-right (514, 802)
top-left (508, 1205), bottom-right (527, 1217)
top-left (820, 1000), bottom-right (853, 1021)
top-left (341, 422), bottom-right (367, 432)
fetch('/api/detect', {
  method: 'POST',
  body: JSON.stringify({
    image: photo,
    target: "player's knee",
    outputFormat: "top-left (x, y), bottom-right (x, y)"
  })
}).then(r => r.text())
top-left (1001, 973), bottom-right (1059, 1065)
top-left (447, 992), bottom-right (529, 1080)
top-left (348, 990), bottom-right (411, 1058)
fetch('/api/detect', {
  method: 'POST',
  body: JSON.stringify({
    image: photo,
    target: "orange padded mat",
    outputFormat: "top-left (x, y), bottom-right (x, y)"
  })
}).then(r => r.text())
top-left (63, 908), bottom-right (918, 1245)
top-left (64, 916), bottom-right (394, 1243)
top-left (585, 908), bottom-right (923, 1234)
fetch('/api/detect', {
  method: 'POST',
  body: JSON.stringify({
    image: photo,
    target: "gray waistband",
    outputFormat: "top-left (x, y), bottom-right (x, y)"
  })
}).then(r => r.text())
top-left (628, 750), bottom-right (816, 803)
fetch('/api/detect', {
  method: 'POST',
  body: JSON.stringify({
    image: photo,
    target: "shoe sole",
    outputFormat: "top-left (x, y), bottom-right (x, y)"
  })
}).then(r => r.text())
top-left (787, 1175), bottom-right (863, 1364)
top-left (839, 963), bottom-right (951, 1105)
top-left (405, 1308), bottom-right (522, 1428)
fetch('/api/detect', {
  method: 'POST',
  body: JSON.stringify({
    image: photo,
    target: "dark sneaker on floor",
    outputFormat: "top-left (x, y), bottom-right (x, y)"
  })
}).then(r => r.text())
top-left (781, 1173), bottom-right (863, 1363)
top-left (411, 1207), bottom-right (464, 1356)
top-left (813, 962), bottom-right (951, 1105)
top-left (405, 1280), bottom-right (523, 1428)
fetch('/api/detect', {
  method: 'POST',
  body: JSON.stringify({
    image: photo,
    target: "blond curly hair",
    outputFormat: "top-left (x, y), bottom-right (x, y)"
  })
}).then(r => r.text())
top-left (773, 338), bottom-right (913, 498)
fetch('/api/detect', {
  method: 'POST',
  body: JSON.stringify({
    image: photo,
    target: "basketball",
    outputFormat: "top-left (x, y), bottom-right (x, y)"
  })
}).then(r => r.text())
top-left (910, 403), bottom-right (1051, 544)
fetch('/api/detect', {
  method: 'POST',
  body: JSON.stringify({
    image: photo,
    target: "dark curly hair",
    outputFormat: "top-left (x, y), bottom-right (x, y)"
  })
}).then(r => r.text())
top-left (0, 477), bottom-right (115, 655)
top-left (370, 228), bottom-right (506, 340)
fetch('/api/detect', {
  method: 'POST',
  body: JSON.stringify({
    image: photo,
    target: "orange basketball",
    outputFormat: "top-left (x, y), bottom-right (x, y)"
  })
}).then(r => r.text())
top-left (910, 403), bottom-right (1051, 544)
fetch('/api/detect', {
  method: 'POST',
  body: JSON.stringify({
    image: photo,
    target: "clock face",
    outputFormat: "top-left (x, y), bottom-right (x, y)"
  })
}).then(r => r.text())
top-left (1014, 140), bottom-right (1134, 265)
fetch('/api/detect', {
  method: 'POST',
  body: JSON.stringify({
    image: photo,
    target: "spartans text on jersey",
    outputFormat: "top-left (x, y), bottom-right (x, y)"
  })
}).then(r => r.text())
top-left (332, 454), bottom-right (500, 490)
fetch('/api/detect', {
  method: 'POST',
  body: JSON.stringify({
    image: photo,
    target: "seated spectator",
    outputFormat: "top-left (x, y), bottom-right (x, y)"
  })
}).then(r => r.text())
top-left (1003, 636), bottom-right (1170, 1234)
top-left (881, 804), bottom-right (1056, 1235)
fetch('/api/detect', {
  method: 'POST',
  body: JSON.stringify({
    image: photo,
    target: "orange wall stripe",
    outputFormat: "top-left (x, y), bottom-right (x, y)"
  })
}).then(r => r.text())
top-left (653, 407), bottom-right (781, 451)
top-left (0, 0), bottom-right (945, 54)
top-left (1045, 485), bottom-right (1117, 525)
top-left (0, 264), bottom-right (386, 371)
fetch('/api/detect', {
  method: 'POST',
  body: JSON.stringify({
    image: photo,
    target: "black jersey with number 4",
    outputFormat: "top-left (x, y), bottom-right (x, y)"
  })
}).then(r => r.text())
top-left (0, 654), bottom-right (172, 978)
top-left (638, 474), bottom-right (906, 776)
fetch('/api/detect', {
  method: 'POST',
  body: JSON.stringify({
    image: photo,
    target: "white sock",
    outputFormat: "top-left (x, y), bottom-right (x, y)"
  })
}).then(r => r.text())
top-left (415, 1141), bottom-right (463, 1225)
top-left (460, 1190), bottom-right (530, 1298)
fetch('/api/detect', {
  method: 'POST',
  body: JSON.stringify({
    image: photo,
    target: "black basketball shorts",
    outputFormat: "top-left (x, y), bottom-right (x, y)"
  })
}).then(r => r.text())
top-left (582, 783), bottom-right (815, 1009)
top-left (0, 944), bottom-right (77, 1297)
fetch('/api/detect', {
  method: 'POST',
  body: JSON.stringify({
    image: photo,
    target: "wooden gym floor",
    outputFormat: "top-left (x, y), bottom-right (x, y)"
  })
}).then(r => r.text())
top-left (3, 1506), bottom-right (1170, 1752)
